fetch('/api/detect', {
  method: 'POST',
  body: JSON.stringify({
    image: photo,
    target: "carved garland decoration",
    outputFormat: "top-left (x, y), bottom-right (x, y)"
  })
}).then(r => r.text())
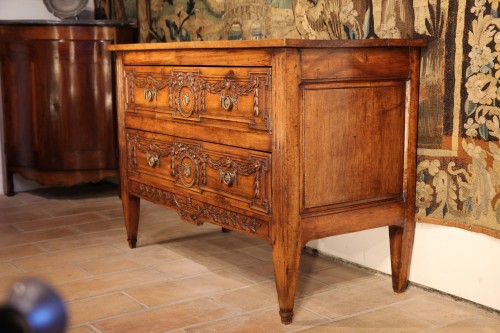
top-left (125, 71), bottom-right (170, 105)
top-left (127, 133), bottom-right (174, 175)
top-left (199, 74), bottom-right (266, 116)
top-left (203, 155), bottom-right (269, 211)
top-left (130, 181), bottom-right (265, 234)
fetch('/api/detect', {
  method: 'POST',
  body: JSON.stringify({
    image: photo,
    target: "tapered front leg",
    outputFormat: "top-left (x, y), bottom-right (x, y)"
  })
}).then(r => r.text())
top-left (270, 47), bottom-right (302, 324)
top-left (272, 239), bottom-right (302, 324)
top-left (389, 222), bottom-right (415, 292)
top-left (122, 193), bottom-right (140, 248)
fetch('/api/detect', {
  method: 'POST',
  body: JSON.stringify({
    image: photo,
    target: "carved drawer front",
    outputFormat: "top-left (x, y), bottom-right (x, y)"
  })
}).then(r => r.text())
top-left (124, 66), bottom-right (272, 132)
top-left (126, 129), bottom-right (271, 216)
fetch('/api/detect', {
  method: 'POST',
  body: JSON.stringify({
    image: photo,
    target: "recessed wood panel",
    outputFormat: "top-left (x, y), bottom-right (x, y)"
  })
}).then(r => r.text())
top-left (302, 81), bottom-right (406, 212)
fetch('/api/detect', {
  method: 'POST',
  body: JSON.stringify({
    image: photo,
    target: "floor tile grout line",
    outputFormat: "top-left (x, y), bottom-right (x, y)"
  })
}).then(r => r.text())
top-left (65, 290), bottom-right (149, 319)
top-left (117, 276), bottom-right (262, 309)
top-left (67, 323), bottom-right (102, 333)
top-left (5, 262), bottom-right (500, 330)
top-left (76, 294), bottom-right (242, 331)
top-left (415, 314), bottom-right (483, 333)
top-left (24, 230), bottom-right (126, 251)
top-left (170, 302), bottom-right (330, 333)
top-left (414, 315), bottom-right (484, 333)
top-left (4, 186), bottom-right (500, 332)
top-left (9, 223), bottom-right (27, 234)
top-left (12, 213), bottom-right (122, 233)
top-left (301, 270), bottom-right (383, 290)
top-left (56, 266), bottom-right (168, 291)
top-left (115, 277), bottom-right (269, 313)
top-left (407, 280), bottom-right (500, 317)
top-left (305, 249), bottom-right (500, 318)
top-left (170, 303), bottom-right (284, 332)
top-left (11, 250), bottom-right (156, 283)
top-left (292, 295), bottom-right (437, 332)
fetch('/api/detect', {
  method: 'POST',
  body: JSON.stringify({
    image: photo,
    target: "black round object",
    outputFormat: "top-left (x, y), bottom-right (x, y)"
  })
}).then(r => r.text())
top-left (6, 278), bottom-right (67, 333)
top-left (0, 306), bottom-right (30, 333)
top-left (43, 0), bottom-right (89, 19)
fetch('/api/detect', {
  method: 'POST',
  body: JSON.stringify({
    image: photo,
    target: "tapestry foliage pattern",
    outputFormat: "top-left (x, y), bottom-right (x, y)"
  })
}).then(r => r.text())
top-left (134, 0), bottom-right (500, 238)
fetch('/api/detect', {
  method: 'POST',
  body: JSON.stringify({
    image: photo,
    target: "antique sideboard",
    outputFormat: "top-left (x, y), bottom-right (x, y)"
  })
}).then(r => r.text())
top-left (109, 39), bottom-right (425, 324)
top-left (0, 21), bottom-right (134, 195)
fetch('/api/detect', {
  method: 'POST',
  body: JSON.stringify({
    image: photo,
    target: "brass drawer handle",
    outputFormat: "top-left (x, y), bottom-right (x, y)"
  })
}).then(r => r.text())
top-left (144, 88), bottom-right (158, 102)
top-left (220, 170), bottom-right (236, 186)
top-left (220, 94), bottom-right (234, 111)
top-left (146, 153), bottom-right (159, 167)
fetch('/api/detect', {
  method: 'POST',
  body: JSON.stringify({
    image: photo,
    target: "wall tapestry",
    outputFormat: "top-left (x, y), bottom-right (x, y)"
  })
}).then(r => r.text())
top-left (416, 0), bottom-right (500, 239)
top-left (132, 0), bottom-right (500, 239)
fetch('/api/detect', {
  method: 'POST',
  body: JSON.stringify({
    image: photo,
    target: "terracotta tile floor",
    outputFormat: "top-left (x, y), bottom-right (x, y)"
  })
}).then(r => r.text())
top-left (1, 182), bottom-right (500, 333)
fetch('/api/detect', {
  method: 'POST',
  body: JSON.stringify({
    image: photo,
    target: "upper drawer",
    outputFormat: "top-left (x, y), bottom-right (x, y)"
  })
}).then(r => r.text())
top-left (123, 66), bottom-right (272, 132)
top-left (301, 47), bottom-right (410, 80)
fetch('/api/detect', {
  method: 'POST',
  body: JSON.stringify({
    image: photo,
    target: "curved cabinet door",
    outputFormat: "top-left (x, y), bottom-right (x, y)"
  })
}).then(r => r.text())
top-left (0, 24), bottom-right (134, 194)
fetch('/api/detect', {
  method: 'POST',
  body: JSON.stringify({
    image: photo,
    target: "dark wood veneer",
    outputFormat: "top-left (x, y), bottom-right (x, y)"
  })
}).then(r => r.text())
top-left (0, 23), bottom-right (134, 194)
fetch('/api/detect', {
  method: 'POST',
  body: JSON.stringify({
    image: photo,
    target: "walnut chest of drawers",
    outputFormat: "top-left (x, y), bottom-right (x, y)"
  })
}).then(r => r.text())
top-left (0, 22), bottom-right (135, 195)
top-left (109, 39), bottom-right (425, 324)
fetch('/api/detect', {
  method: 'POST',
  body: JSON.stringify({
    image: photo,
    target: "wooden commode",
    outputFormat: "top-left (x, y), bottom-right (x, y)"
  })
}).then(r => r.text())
top-left (0, 21), bottom-right (135, 195)
top-left (109, 39), bottom-right (425, 324)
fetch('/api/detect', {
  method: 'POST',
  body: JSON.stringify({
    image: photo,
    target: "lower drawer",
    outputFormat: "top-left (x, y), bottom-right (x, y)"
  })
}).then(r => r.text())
top-left (125, 129), bottom-right (271, 216)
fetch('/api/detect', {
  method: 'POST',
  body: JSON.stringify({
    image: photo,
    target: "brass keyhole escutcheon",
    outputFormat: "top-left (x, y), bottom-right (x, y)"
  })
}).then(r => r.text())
top-left (183, 163), bottom-right (191, 177)
top-left (178, 157), bottom-right (196, 188)
top-left (182, 92), bottom-right (190, 107)
top-left (146, 153), bottom-right (159, 167)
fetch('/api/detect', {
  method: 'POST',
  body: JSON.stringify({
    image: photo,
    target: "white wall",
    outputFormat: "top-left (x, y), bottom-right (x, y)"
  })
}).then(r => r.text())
top-left (309, 223), bottom-right (500, 311)
top-left (0, 0), bottom-right (94, 20)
